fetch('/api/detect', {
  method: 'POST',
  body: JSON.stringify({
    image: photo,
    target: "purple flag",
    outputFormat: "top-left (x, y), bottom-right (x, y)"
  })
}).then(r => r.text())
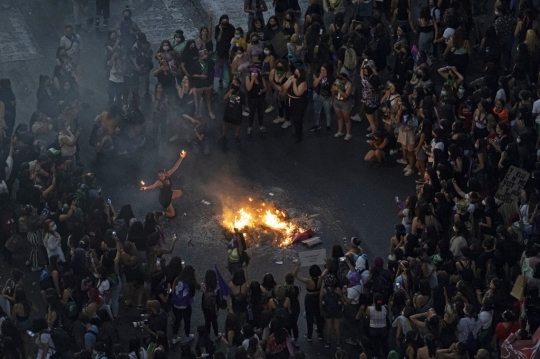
top-left (215, 264), bottom-right (231, 299)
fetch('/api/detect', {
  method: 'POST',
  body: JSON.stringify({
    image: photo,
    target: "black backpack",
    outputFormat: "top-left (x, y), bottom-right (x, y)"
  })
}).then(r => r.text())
top-left (273, 298), bottom-right (291, 328)
top-left (459, 260), bottom-right (474, 283)
top-left (202, 287), bottom-right (217, 312)
top-left (371, 276), bottom-right (391, 302)
top-left (322, 287), bottom-right (344, 317)
top-left (48, 327), bottom-right (70, 354)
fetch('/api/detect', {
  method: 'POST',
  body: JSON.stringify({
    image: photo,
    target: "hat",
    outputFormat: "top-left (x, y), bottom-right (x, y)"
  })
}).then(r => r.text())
top-left (399, 260), bottom-right (409, 269)
top-left (350, 237), bottom-right (361, 247)
top-left (374, 257), bottom-right (384, 269)
top-left (355, 254), bottom-right (368, 272)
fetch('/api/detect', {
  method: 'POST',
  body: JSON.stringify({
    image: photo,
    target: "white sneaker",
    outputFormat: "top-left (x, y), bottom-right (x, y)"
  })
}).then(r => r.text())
top-left (334, 131), bottom-right (344, 138)
top-left (242, 111), bottom-right (249, 116)
top-left (186, 334), bottom-right (195, 343)
top-left (281, 121), bottom-right (291, 129)
top-left (396, 159), bottom-right (408, 164)
top-left (404, 168), bottom-right (415, 176)
top-left (209, 112), bottom-right (216, 120)
top-left (265, 106), bottom-right (274, 113)
top-left (351, 114), bottom-right (362, 122)
top-left (273, 117), bottom-right (285, 124)
top-left (389, 149), bottom-right (399, 155)
top-left (403, 165), bottom-right (411, 172)
top-left (171, 337), bottom-right (181, 344)
top-left (344, 134), bottom-right (353, 141)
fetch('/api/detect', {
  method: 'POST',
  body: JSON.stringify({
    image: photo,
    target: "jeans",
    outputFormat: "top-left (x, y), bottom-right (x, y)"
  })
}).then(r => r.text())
top-left (248, 98), bottom-right (265, 127)
top-left (305, 294), bottom-right (324, 337)
top-left (312, 93), bottom-right (332, 126)
top-left (172, 305), bottom-right (192, 337)
top-left (499, 34), bottom-right (513, 70)
top-left (276, 97), bottom-right (291, 121)
top-left (110, 279), bottom-right (122, 318)
top-left (108, 81), bottom-right (124, 106)
top-left (202, 307), bottom-right (219, 336)
top-left (369, 326), bottom-right (389, 358)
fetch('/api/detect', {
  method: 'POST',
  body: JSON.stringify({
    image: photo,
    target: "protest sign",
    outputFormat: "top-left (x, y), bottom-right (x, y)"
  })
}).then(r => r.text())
top-left (298, 248), bottom-right (326, 267)
top-left (495, 166), bottom-right (530, 204)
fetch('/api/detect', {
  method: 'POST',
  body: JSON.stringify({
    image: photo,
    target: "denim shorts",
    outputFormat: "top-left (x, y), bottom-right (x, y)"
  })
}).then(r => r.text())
top-left (333, 99), bottom-right (352, 112)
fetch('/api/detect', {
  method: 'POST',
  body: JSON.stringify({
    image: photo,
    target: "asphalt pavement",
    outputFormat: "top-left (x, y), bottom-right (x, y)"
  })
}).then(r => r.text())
top-left (0, 0), bottom-right (416, 357)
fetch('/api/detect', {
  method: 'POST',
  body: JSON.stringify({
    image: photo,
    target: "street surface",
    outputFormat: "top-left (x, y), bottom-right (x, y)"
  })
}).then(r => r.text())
top-left (0, 0), bottom-right (415, 357)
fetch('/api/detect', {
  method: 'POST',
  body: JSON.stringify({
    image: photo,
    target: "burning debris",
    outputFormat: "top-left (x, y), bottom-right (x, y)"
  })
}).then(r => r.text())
top-left (222, 199), bottom-right (309, 247)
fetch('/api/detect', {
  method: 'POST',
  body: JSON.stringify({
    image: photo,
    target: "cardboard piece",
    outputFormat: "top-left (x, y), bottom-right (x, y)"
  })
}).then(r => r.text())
top-left (270, 32), bottom-right (288, 59)
top-left (298, 248), bottom-right (326, 266)
top-left (495, 166), bottom-right (530, 205)
top-left (510, 275), bottom-right (527, 301)
top-left (301, 237), bottom-right (323, 248)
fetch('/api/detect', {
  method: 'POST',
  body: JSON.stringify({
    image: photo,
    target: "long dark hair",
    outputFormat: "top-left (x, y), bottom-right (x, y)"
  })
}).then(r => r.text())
top-left (295, 68), bottom-right (307, 85)
top-left (373, 293), bottom-right (383, 311)
top-left (204, 270), bottom-right (218, 291)
top-left (176, 265), bottom-right (197, 296)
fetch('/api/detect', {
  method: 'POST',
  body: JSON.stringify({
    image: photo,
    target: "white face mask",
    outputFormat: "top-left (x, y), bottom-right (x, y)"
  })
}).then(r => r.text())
top-left (163, 45), bottom-right (170, 51)
top-left (235, 34), bottom-right (241, 39)
top-left (482, 200), bottom-right (487, 206)
top-left (264, 50), bottom-right (270, 55)
top-left (475, 143), bottom-right (479, 149)
top-left (94, 273), bottom-right (100, 278)
top-left (517, 138), bottom-right (522, 144)
top-left (453, 226), bottom-right (458, 232)
top-left (494, 10), bottom-right (500, 15)
top-left (236, 54), bottom-right (242, 58)
top-left (52, 224), bottom-right (57, 231)
top-left (458, 88), bottom-right (465, 94)
top-left (66, 125), bottom-right (71, 132)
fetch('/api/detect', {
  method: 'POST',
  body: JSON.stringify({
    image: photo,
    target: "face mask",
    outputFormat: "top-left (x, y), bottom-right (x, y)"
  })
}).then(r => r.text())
top-left (231, 84), bottom-right (239, 90)
top-left (52, 224), bottom-right (57, 231)
top-left (66, 125), bottom-right (71, 132)
top-left (235, 34), bottom-right (241, 39)
top-left (356, 29), bottom-right (362, 34)
top-left (264, 50), bottom-right (270, 55)
top-left (494, 10), bottom-right (500, 15)
top-left (458, 88), bottom-right (465, 94)
top-left (222, 21), bottom-right (228, 26)
top-left (163, 45), bottom-right (170, 51)
top-left (252, 40), bottom-right (259, 44)
top-left (482, 200), bottom-right (487, 206)
top-left (453, 226), bottom-right (458, 232)
top-left (475, 143), bottom-right (479, 149)
top-left (124, 16), bottom-right (130, 21)
top-left (517, 138), bottom-right (522, 143)
top-left (236, 54), bottom-right (242, 58)
top-left (94, 273), bottom-right (100, 278)
top-left (294, 74), bottom-right (299, 79)
top-left (272, 25), bottom-right (278, 29)
top-left (440, 90), bottom-right (447, 96)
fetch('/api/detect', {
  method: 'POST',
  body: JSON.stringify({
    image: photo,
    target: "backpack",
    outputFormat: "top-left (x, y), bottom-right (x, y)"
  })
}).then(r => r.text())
top-left (465, 322), bottom-right (479, 353)
top-left (40, 269), bottom-right (54, 290)
top-left (287, 43), bottom-right (303, 69)
top-left (273, 298), bottom-right (291, 327)
top-left (202, 287), bottom-right (217, 312)
top-left (343, 47), bottom-right (358, 70)
top-left (49, 327), bottom-right (70, 354)
top-left (0, 211), bottom-right (17, 239)
top-left (322, 287), bottom-right (344, 317)
top-left (371, 276), bottom-right (391, 302)
top-left (459, 260), bottom-right (474, 283)
top-left (112, 220), bottom-right (128, 242)
top-left (172, 281), bottom-right (192, 307)
top-left (337, 260), bottom-right (350, 286)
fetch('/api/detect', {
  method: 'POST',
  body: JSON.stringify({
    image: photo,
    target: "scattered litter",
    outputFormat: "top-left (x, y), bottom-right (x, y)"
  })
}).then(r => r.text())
top-left (309, 214), bottom-right (320, 218)
top-left (183, 213), bottom-right (187, 216)
top-left (292, 259), bottom-right (298, 263)
top-left (275, 261), bottom-right (283, 265)
top-left (201, 200), bottom-right (211, 205)
top-left (302, 237), bottom-right (323, 248)
top-left (269, 193), bottom-right (274, 196)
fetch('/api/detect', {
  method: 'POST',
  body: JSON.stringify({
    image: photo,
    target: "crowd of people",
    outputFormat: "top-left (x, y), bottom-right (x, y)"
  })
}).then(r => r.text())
top-left (2, 0), bottom-right (540, 358)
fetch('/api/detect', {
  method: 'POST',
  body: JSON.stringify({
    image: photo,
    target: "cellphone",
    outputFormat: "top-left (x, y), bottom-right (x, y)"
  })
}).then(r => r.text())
top-left (168, 288), bottom-right (172, 294)
top-left (319, 29), bottom-right (323, 34)
top-left (339, 257), bottom-right (346, 262)
top-left (107, 198), bottom-right (111, 205)
top-left (27, 330), bottom-right (35, 337)
top-left (112, 231), bottom-right (117, 237)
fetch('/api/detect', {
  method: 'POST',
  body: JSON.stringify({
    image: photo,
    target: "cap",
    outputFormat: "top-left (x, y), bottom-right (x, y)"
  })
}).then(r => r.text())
top-left (374, 257), bottom-right (384, 269)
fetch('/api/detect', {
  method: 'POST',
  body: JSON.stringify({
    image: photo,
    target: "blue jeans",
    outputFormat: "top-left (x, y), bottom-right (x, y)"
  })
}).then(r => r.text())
top-left (110, 279), bottom-right (122, 318)
top-left (313, 92), bottom-right (332, 126)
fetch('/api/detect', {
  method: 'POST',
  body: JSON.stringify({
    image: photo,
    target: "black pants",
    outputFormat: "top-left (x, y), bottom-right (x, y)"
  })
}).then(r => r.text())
top-left (172, 305), bottom-right (192, 337)
top-left (289, 96), bottom-right (308, 141)
top-left (305, 294), bottom-right (324, 337)
top-left (96, 0), bottom-right (110, 18)
top-left (248, 97), bottom-right (264, 127)
top-left (289, 308), bottom-right (300, 339)
top-left (369, 327), bottom-right (389, 358)
top-left (3, 112), bottom-right (15, 138)
top-left (202, 307), bottom-right (219, 336)
top-left (277, 98), bottom-right (291, 121)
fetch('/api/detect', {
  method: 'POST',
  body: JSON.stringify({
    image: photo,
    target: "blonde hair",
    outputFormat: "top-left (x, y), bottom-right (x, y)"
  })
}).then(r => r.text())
top-left (524, 29), bottom-right (540, 55)
top-left (274, 284), bottom-right (285, 299)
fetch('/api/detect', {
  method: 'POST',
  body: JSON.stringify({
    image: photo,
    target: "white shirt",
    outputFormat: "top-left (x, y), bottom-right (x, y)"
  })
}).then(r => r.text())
top-left (347, 284), bottom-right (363, 305)
top-left (242, 334), bottom-right (260, 350)
top-left (533, 99), bottom-right (540, 124)
top-left (97, 279), bottom-right (110, 295)
top-left (36, 332), bottom-right (55, 359)
top-left (443, 28), bottom-right (455, 44)
top-left (479, 310), bottom-right (493, 330)
top-left (60, 34), bottom-right (82, 57)
top-left (450, 236), bottom-right (467, 257)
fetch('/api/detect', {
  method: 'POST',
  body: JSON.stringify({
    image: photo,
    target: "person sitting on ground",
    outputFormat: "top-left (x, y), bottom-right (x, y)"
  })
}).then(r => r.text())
top-left (364, 130), bottom-right (389, 168)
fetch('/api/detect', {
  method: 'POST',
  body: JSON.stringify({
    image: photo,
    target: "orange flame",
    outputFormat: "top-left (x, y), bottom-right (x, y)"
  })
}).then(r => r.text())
top-left (223, 201), bottom-right (303, 247)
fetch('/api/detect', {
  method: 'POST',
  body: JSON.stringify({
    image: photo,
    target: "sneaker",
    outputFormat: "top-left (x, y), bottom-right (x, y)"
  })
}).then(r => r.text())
top-left (415, 179), bottom-right (425, 184)
top-left (31, 266), bottom-right (43, 272)
top-left (344, 134), bottom-right (353, 141)
top-left (324, 342), bottom-right (330, 348)
top-left (404, 168), bottom-right (415, 176)
top-left (317, 335), bottom-right (323, 341)
top-left (346, 338), bottom-right (359, 346)
top-left (171, 337), bottom-right (181, 345)
top-left (397, 159), bottom-right (408, 164)
top-left (389, 149), bottom-right (399, 155)
top-left (366, 133), bottom-right (373, 137)
top-left (103, 18), bottom-right (109, 27)
top-left (303, 334), bottom-right (312, 342)
top-left (247, 127), bottom-right (253, 135)
top-left (235, 137), bottom-right (241, 146)
top-left (351, 114), bottom-right (362, 122)
top-left (326, 126), bottom-right (332, 133)
top-left (186, 334), bottom-right (195, 343)
top-left (403, 165), bottom-right (411, 172)
top-left (281, 121), bottom-right (291, 129)
top-left (259, 126), bottom-right (267, 133)
top-left (336, 343), bottom-right (342, 350)
top-left (273, 116), bottom-right (284, 124)
top-left (309, 125), bottom-right (321, 132)
top-left (242, 111), bottom-right (249, 116)
top-left (334, 131), bottom-right (344, 138)
top-left (95, 18), bottom-right (100, 28)
top-left (265, 106), bottom-right (274, 113)
top-left (209, 112), bottom-right (216, 120)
